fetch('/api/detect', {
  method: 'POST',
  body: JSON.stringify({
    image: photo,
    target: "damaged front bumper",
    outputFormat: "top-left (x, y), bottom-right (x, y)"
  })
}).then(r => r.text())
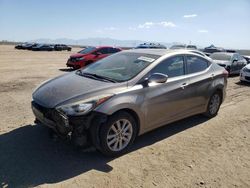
top-left (31, 101), bottom-right (107, 147)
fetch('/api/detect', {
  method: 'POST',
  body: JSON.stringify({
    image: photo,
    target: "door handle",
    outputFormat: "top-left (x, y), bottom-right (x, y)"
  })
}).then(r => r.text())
top-left (181, 83), bottom-right (188, 89)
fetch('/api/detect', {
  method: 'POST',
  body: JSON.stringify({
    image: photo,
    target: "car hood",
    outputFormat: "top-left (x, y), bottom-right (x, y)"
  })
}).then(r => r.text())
top-left (32, 72), bottom-right (127, 108)
top-left (70, 53), bottom-right (87, 58)
top-left (213, 60), bottom-right (231, 66)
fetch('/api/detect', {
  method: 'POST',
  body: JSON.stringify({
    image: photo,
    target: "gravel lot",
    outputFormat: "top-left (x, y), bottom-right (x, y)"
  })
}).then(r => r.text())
top-left (0, 45), bottom-right (250, 188)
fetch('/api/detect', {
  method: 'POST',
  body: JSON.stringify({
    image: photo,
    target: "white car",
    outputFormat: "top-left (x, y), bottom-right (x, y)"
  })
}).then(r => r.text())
top-left (240, 64), bottom-right (250, 83)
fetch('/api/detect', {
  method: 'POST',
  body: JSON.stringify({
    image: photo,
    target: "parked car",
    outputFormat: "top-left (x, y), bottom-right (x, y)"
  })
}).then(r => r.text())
top-left (170, 44), bottom-right (186, 49)
top-left (32, 49), bottom-right (228, 156)
top-left (243, 55), bottom-right (250, 64)
top-left (54, 44), bottom-right (71, 51)
top-left (15, 43), bottom-right (27, 49)
top-left (210, 52), bottom-right (247, 75)
top-left (31, 44), bottom-right (54, 51)
top-left (26, 43), bottom-right (39, 50)
top-left (240, 64), bottom-right (250, 83)
top-left (186, 45), bottom-right (197, 50)
top-left (203, 45), bottom-right (225, 56)
top-left (15, 43), bottom-right (37, 50)
top-left (135, 43), bottom-right (166, 49)
top-left (66, 46), bottom-right (121, 69)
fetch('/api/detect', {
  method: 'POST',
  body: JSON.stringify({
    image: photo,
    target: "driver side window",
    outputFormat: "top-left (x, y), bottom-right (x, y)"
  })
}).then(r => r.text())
top-left (150, 56), bottom-right (185, 78)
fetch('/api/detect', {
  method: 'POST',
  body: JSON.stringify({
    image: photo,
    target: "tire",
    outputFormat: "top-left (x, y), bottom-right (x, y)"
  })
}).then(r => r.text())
top-left (204, 92), bottom-right (222, 118)
top-left (98, 111), bottom-right (138, 157)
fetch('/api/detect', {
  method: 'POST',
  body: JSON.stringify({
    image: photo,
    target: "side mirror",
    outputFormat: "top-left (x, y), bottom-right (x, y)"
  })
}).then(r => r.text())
top-left (148, 73), bottom-right (168, 84)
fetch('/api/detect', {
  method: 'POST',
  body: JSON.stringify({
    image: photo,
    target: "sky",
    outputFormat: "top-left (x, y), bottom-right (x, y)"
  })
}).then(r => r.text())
top-left (0, 0), bottom-right (250, 49)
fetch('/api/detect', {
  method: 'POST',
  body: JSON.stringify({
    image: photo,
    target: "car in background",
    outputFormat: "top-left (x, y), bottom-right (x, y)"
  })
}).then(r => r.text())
top-left (31, 44), bottom-right (54, 51)
top-left (135, 43), bottom-right (166, 49)
top-left (54, 44), bottom-right (72, 51)
top-left (170, 44), bottom-right (186, 49)
top-left (203, 45), bottom-right (225, 56)
top-left (226, 49), bottom-right (237, 53)
top-left (15, 43), bottom-right (27, 49)
top-left (243, 56), bottom-right (250, 64)
top-left (66, 46), bottom-right (122, 69)
top-left (240, 64), bottom-right (250, 83)
top-left (15, 43), bottom-right (37, 50)
top-left (186, 45), bottom-right (197, 50)
top-left (32, 49), bottom-right (228, 156)
top-left (210, 52), bottom-right (247, 75)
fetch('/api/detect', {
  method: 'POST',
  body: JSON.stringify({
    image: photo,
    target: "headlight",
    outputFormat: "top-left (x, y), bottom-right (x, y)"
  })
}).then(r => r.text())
top-left (243, 67), bottom-right (250, 73)
top-left (76, 57), bottom-right (85, 61)
top-left (56, 95), bottom-right (113, 116)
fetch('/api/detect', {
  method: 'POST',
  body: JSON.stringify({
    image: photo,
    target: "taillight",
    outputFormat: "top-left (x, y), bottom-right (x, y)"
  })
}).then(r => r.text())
top-left (223, 69), bottom-right (229, 77)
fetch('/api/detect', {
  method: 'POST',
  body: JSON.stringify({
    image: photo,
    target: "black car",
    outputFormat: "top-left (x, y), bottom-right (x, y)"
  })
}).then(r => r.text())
top-left (15, 43), bottom-right (26, 49)
top-left (203, 45), bottom-right (225, 56)
top-left (31, 44), bottom-right (54, 51)
top-left (54, 44), bottom-right (71, 51)
top-left (15, 43), bottom-right (36, 50)
top-left (135, 43), bottom-right (166, 49)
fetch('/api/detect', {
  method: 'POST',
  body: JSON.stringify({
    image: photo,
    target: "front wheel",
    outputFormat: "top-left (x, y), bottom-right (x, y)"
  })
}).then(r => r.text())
top-left (98, 111), bottom-right (137, 157)
top-left (204, 92), bottom-right (222, 118)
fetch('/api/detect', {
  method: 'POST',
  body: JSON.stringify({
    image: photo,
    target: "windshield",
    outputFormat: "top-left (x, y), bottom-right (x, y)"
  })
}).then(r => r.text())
top-left (78, 47), bottom-right (96, 54)
top-left (81, 52), bottom-right (160, 82)
top-left (210, 53), bottom-right (232, 61)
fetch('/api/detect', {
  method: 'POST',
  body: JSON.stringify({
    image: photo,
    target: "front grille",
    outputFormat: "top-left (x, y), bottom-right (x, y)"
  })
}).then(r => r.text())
top-left (69, 57), bottom-right (77, 62)
top-left (245, 76), bottom-right (250, 81)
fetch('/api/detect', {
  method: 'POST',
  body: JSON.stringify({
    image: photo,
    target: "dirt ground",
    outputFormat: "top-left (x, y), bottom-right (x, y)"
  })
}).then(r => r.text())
top-left (0, 45), bottom-right (249, 188)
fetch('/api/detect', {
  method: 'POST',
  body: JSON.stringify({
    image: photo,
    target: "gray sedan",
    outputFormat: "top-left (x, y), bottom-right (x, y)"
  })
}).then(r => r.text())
top-left (32, 49), bottom-right (228, 156)
top-left (210, 52), bottom-right (247, 75)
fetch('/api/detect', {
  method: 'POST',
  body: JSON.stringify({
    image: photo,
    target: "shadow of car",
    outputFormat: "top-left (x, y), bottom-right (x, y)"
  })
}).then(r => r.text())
top-left (0, 114), bottom-right (208, 187)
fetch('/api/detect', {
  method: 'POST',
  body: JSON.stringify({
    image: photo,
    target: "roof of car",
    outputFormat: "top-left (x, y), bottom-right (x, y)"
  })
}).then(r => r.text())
top-left (125, 49), bottom-right (197, 56)
top-left (211, 52), bottom-right (237, 56)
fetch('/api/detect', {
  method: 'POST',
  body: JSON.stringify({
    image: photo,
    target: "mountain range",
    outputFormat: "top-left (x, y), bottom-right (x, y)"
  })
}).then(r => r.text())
top-left (29, 37), bottom-right (184, 48)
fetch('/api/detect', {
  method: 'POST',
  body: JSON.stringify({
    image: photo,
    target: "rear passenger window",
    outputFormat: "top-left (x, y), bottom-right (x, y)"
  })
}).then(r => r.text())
top-left (109, 48), bottom-right (120, 53)
top-left (98, 48), bottom-right (110, 54)
top-left (186, 56), bottom-right (209, 74)
top-left (151, 56), bottom-right (184, 78)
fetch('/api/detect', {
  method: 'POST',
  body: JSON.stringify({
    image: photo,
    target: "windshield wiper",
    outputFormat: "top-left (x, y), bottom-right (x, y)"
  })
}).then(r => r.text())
top-left (77, 71), bottom-right (117, 83)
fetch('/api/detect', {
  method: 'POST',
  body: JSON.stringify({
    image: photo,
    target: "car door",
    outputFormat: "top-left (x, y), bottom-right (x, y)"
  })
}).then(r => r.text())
top-left (238, 55), bottom-right (247, 71)
top-left (143, 55), bottom-right (190, 130)
top-left (231, 54), bottom-right (239, 73)
top-left (184, 55), bottom-right (213, 113)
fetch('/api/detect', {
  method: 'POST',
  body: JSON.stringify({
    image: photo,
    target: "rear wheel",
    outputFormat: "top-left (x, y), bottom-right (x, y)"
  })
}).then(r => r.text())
top-left (204, 92), bottom-right (222, 118)
top-left (98, 111), bottom-right (137, 157)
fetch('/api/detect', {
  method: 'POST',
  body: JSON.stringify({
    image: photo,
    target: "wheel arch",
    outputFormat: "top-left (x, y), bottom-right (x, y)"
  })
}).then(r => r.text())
top-left (110, 108), bottom-right (141, 136)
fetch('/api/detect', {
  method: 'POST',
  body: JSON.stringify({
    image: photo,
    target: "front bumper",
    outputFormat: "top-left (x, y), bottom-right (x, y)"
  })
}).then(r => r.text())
top-left (31, 101), bottom-right (107, 146)
top-left (240, 71), bottom-right (250, 82)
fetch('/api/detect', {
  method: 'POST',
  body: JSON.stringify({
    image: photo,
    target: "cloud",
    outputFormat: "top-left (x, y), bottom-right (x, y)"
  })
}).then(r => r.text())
top-left (104, 27), bottom-right (118, 31)
top-left (183, 14), bottom-right (197, 18)
top-left (137, 21), bottom-right (176, 29)
top-left (128, 27), bottom-right (137, 31)
top-left (138, 22), bottom-right (154, 29)
top-left (198, 29), bottom-right (208, 33)
top-left (159, 21), bottom-right (176, 28)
